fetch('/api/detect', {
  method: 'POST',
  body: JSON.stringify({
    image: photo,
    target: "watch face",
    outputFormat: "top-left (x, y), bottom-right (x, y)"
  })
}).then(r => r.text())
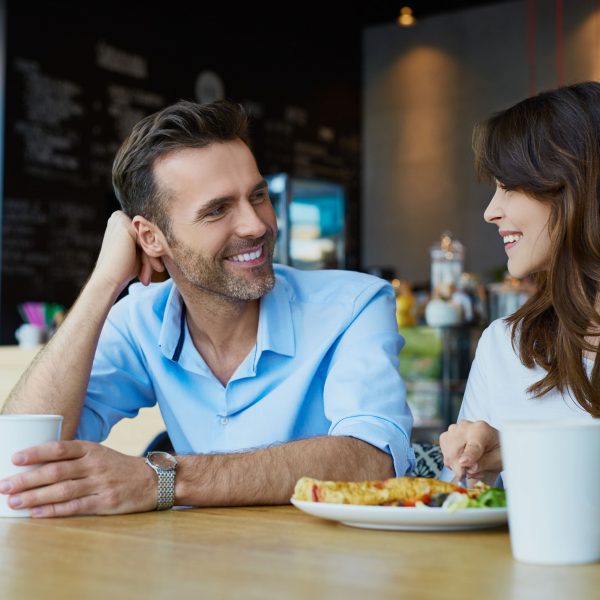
top-left (149, 451), bottom-right (177, 469)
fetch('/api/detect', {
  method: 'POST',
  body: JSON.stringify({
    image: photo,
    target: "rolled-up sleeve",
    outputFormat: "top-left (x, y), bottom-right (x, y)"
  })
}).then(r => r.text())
top-left (324, 282), bottom-right (415, 476)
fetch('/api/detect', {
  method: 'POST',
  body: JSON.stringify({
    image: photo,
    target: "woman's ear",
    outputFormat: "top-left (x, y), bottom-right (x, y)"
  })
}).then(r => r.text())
top-left (132, 215), bottom-right (170, 259)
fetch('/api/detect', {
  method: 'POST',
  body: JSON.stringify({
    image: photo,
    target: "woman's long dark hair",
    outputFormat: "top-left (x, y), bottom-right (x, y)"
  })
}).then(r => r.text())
top-left (473, 81), bottom-right (600, 417)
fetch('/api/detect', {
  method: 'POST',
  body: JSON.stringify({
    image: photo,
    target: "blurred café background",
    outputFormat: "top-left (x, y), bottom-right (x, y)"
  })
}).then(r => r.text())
top-left (0, 0), bottom-right (594, 442)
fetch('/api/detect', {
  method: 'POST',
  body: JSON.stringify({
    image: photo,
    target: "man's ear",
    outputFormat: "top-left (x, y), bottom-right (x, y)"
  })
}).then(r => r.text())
top-left (132, 215), bottom-right (170, 258)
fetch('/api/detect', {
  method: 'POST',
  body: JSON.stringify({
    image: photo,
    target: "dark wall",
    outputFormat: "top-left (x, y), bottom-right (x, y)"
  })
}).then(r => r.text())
top-left (363, 0), bottom-right (596, 283)
top-left (1, 2), bottom-right (362, 343)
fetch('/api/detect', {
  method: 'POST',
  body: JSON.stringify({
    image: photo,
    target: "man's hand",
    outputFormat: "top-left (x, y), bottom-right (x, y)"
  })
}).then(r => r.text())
top-left (94, 211), bottom-right (164, 290)
top-left (439, 420), bottom-right (502, 485)
top-left (0, 441), bottom-right (157, 517)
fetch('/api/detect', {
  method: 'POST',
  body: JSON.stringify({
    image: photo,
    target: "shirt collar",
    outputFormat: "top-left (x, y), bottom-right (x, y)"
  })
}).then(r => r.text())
top-left (256, 276), bottom-right (295, 359)
top-left (158, 276), bottom-right (296, 363)
top-left (158, 283), bottom-right (185, 360)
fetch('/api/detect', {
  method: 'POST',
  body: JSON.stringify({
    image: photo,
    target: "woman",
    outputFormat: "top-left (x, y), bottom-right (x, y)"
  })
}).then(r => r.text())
top-left (440, 81), bottom-right (600, 484)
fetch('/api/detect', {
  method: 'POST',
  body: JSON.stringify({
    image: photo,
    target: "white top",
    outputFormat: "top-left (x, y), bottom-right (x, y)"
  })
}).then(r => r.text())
top-left (458, 318), bottom-right (592, 426)
top-left (440, 318), bottom-right (592, 483)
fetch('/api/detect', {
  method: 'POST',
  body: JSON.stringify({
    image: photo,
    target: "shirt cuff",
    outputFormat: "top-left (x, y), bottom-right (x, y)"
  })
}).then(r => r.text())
top-left (329, 415), bottom-right (415, 476)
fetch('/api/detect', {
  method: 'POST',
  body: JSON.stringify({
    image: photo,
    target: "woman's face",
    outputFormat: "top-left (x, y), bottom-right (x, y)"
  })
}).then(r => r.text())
top-left (484, 185), bottom-right (552, 279)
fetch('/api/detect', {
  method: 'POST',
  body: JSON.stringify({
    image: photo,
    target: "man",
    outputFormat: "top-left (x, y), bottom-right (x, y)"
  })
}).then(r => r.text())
top-left (0, 100), bottom-right (413, 517)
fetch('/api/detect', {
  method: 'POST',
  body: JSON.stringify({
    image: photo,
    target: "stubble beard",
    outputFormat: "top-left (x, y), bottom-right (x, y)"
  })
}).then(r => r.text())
top-left (170, 230), bottom-right (276, 302)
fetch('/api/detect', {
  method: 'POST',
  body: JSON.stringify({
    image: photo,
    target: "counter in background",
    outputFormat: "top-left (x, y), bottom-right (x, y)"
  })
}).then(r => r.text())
top-left (399, 325), bottom-right (483, 443)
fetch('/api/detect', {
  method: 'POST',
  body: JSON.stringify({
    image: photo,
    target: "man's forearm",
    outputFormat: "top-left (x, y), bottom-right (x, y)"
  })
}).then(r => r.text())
top-left (175, 436), bottom-right (396, 507)
top-left (2, 275), bottom-right (123, 439)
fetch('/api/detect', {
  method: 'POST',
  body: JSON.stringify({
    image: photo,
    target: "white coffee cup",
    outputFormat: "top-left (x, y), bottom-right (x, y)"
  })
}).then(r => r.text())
top-left (15, 324), bottom-right (46, 347)
top-left (500, 419), bottom-right (600, 565)
top-left (0, 414), bottom-right (63, 517)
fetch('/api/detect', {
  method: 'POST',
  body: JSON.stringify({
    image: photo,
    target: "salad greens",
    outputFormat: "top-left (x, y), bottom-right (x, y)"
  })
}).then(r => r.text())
top-left (472, 488), bottom-right (506, 508)
top-left (441, 488), bottom-right (507, 512)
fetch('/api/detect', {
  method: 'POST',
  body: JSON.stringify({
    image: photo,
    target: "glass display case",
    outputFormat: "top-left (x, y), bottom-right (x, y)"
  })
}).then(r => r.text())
top-left (265, 174), bottom-right (346, 269)
top-left (399, 324), bottom-right (484, 443)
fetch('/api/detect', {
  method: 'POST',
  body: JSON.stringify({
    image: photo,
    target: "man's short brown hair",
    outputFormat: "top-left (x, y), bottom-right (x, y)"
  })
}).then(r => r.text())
top-left (112, 99), bottom-right (250, 238)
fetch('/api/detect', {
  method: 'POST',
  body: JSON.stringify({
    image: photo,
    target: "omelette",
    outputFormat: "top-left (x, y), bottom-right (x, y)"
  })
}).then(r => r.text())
top-left (293, 476), bottom-right (466, 507)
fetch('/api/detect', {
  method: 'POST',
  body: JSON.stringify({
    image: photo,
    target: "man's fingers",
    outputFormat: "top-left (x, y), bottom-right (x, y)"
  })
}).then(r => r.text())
top-left (2, 457), bottom-right (87, 494)
top-left (149, 255), bottom-right (165, 273)
top-left (30, 495), bottom-right (98, 518)
top-left (12, 440), bottom-right (86, 466)
top-left (8, 477), bottom-right (91, 510)
top-left (1, 442), bottom-right (155, 517)
top-left (138, 253), bottom-right (154, 286)
top-left (138, 252), bottom-right (165, 285)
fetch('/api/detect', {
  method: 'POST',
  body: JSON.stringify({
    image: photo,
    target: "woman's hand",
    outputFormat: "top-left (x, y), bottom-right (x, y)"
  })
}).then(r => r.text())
top-left (439, 420), bottom-right (502, 485)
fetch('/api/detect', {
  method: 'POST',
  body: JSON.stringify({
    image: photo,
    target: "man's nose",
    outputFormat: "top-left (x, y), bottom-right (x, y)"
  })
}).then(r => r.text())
top-left (234, 198), bottom-right (269, 238)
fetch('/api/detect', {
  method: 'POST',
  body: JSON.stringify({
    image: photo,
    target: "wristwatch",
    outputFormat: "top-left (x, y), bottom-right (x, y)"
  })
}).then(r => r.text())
top-left (145, 451), bottom-right (178, 511)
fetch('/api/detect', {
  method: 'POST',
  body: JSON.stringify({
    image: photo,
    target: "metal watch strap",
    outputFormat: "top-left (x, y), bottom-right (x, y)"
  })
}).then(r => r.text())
top-left (145, 451), bottom-right (177, 511)
top-left (156, 468), bottom-right (176, 511)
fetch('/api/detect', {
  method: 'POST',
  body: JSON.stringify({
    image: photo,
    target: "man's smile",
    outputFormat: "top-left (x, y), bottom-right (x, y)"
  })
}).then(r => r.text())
top-left (225, 244), bottom-right (266, 266)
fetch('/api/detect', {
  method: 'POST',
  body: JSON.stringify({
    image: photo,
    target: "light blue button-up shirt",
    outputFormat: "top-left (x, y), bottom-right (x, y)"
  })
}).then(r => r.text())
top-left (78, 265), bottom-right (415, 475)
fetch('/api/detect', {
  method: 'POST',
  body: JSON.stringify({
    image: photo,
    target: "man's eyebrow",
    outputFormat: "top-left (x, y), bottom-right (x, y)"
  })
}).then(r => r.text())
top-left (194, 196), bottom-right (230, 219)
top-left (251, 179), bottom-right (269, 193)
top-left (194, 179), bottom-right (269, 219)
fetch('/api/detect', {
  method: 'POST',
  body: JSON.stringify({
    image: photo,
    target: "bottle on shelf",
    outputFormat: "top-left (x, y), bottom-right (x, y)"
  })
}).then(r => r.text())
top-left (425, 231), bottom-right (465, 327)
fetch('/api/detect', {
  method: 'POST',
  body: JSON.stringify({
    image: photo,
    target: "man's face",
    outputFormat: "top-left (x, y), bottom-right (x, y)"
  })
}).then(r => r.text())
top-left (153, 140), bottom-right (277, 301)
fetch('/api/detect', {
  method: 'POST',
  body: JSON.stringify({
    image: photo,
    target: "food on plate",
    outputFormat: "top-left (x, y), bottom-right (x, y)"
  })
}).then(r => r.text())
top-left (442, 486), bottom-right (507, 512)
top-left (293, 476), bottom-right (459, 506)
top-left (292, 476), bottom-right (506, 509)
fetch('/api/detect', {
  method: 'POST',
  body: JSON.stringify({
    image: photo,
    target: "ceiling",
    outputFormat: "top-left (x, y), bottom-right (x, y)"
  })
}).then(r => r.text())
top-left (355, 1), bottom-right (516, 28)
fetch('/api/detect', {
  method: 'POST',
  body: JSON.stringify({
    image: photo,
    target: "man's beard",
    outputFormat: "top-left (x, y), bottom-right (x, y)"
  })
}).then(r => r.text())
top-left (170, 230), bottom-right (276, 302)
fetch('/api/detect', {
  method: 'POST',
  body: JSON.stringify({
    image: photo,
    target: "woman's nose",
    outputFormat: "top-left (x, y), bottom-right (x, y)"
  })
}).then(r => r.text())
top-left (484, 188), bottom-right (503, 223)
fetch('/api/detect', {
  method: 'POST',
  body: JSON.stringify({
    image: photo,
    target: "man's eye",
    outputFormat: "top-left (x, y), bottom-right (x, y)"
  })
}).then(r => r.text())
top-left (206, 206), bottom-right (227, 218)
top-left (251, 192), bottom-right (269, 204)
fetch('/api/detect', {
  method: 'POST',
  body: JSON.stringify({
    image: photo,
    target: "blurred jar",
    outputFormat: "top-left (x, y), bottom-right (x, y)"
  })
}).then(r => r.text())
top-left (487, 274), bottom-right (535, 321)
top-left (430, 231), bottom-right (464, 300)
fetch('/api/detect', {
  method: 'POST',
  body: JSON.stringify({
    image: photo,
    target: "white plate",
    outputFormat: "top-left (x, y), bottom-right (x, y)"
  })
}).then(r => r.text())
top-left (291, 498), bottom-right (508, 531)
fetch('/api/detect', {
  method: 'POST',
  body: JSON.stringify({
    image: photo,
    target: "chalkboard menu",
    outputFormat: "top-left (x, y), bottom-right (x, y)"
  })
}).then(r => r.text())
top-left (1, 36), bottom-right (171, 342)
top-left (1, 6), bottom-right (361, 343)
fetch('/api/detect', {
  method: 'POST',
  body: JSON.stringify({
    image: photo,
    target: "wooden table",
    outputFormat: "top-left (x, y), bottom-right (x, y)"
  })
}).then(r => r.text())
top-left (0, 506), bottom-right (598, 600)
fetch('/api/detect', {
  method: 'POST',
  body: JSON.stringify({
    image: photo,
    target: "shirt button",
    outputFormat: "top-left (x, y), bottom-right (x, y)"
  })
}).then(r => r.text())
top-left (219, 417), bottom-right (229, 425)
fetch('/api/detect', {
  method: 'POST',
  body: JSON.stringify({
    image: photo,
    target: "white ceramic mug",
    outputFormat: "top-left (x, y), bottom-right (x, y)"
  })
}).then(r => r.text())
top-left (0, 414), bottom-right (63, 517)
top-left (14, 324), bottom-right (46, 347)
top-left (500, 419), bottom-right (600, 565)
